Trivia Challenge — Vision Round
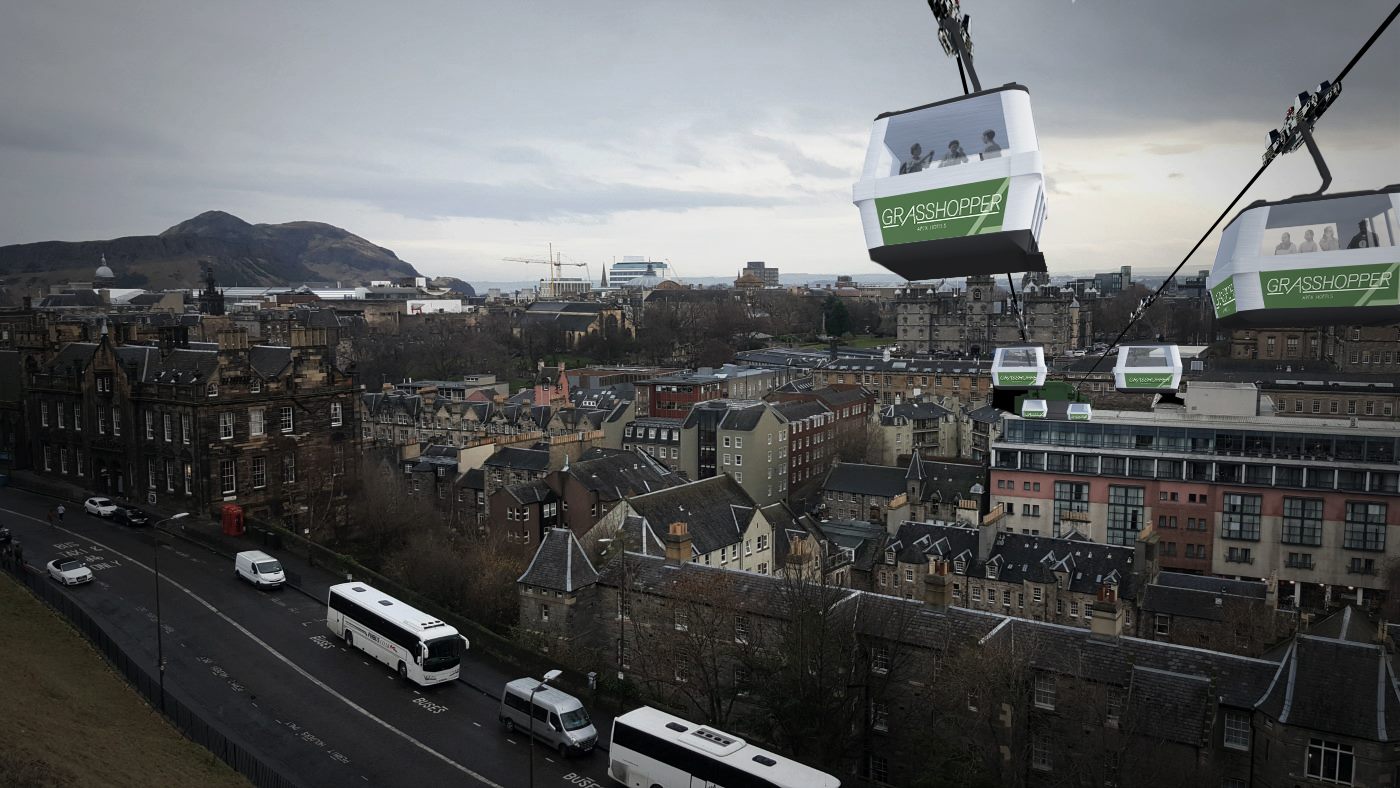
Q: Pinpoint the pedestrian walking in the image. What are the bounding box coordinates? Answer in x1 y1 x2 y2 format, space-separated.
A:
56 504 65 522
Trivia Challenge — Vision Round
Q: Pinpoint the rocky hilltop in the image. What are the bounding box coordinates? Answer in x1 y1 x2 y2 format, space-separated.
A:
0 211 422 291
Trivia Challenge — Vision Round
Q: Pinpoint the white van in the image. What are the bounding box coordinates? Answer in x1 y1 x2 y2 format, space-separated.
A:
499 677 598 757
234 550 286 589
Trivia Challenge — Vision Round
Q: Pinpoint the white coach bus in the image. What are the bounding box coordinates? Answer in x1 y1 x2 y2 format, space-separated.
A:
326 582 468 686
608 706 841 788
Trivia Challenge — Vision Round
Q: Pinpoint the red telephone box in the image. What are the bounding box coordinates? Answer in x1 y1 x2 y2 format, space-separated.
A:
221 504 245 536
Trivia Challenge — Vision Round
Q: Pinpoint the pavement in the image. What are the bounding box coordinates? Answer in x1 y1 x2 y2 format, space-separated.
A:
0 482 616 788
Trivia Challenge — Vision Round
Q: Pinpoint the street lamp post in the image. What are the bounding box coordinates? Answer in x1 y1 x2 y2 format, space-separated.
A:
528 669 563 788
153 512 189 713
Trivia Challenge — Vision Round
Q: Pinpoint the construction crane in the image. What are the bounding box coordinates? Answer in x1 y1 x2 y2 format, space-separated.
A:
503 244 591 299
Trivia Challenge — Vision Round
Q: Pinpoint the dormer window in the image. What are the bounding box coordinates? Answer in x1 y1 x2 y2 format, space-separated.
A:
207 383 219 398
251 378 262 394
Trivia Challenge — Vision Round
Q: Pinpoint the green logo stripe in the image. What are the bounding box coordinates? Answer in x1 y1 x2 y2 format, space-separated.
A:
1259 262 1400 310
995 372 1040 386
1122 373 1176 389
874 178 1010 247
1210 277 1237 319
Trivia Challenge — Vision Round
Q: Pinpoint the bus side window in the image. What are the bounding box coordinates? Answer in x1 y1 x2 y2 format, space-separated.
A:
549 712 562 731
533 704 548 723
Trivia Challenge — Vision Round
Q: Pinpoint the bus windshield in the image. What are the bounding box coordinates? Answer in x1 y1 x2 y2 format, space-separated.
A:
423 636 464 672
560 707 592 731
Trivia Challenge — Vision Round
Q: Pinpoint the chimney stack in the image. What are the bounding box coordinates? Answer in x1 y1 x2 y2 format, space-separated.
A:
1089 584 1124 641
923 559 953 611
663 522 693 565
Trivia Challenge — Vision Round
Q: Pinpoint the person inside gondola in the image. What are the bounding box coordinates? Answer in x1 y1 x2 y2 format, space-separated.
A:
1348 220 1380 249
1298 229 1318 253
1274 232 1297 254
900 143 935 174
980 129 1002 159
939 140 968 167
1320 226 1339 251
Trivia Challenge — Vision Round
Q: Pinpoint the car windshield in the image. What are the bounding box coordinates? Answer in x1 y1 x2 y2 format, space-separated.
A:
59 560 85 571
422 636 463 671
93 499 111 506
255 561 282 574
560 707 592 731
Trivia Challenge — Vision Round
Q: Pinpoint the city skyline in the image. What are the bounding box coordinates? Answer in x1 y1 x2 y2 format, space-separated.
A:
2 0 1396 283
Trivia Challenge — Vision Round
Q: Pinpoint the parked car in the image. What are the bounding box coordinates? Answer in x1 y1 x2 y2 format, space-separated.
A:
47 558 93 586
84 497 118 517
113 507 151 527
234 550 286 589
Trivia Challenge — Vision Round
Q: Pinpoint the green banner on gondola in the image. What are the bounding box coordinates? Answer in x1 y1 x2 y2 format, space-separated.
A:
876 178 1009 246
1122 373 1176 389
1259 262 1400 310
1210 277 1237 319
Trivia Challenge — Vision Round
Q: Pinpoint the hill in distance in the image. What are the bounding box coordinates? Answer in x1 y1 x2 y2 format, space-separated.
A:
0 211 423 292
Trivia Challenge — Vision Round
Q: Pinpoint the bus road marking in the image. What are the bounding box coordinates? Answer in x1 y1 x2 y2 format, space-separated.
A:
0 505 507 788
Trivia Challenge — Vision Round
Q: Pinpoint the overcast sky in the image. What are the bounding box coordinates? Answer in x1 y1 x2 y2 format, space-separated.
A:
2 0 1396 283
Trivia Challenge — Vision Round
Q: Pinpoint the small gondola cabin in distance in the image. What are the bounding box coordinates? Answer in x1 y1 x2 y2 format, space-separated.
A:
1208 184 1400 327
853 83 1048 280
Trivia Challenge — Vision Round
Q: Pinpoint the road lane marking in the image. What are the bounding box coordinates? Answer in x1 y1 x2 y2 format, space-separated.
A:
0 505 506 788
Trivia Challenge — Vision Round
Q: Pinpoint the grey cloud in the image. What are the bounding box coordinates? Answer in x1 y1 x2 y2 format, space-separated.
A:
169 167 788 223
743 134 853 179
1168 172 1184 179
1145 143 1208 156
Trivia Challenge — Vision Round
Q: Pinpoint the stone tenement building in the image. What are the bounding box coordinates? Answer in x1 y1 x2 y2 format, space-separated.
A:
895 275 1086 357
27 325 358 525
518 526 1398 788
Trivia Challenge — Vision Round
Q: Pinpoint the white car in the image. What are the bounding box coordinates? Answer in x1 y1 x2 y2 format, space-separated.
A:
47 558 93 586
84 497 118 517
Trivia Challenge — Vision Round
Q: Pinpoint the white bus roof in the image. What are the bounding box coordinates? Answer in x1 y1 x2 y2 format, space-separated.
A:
614 706 840 787
329 582 459 638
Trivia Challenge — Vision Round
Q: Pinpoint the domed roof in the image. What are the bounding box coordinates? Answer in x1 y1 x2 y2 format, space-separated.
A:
94 254 115 281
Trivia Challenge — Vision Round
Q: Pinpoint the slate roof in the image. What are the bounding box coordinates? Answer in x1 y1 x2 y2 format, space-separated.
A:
1256 635 1400 741
624 475 759 557
966 404 1003 424
1154 572 1267 599
567 450 683 500
47 342 224 385
771 400 828 422
910 459 984 505
808 386 870 407
680 400 775 432
989 620 1279 710
484 446 551 473
460 468 485 491
1124 666 1213 746
815 519 888 574
888 401 952 421
517 527 599 593
506 480 556 505
823 462 907 499
595 552 854 620
888 521 1138 599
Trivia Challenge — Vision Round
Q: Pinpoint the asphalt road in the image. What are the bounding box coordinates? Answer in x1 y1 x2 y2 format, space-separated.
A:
1 486 613 788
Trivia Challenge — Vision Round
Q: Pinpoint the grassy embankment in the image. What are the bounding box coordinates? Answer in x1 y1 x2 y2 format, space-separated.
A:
0 574 249 788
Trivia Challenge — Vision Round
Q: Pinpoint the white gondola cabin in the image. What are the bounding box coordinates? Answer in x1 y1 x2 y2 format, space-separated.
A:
1112 344 1183 393
1207 185 1400 326
991 345 1046 389
1021 399 1048 419
1066 402 1092 421
853 84 1048 280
